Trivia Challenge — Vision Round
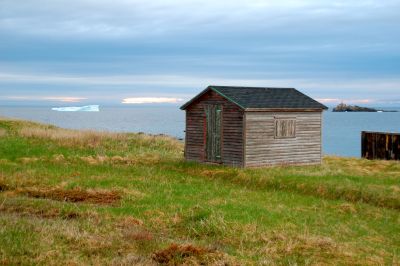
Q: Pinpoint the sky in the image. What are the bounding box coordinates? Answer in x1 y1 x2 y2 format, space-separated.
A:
0 0 399 107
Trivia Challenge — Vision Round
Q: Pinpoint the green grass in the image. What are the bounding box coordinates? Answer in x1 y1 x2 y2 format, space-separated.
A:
0 118 399 265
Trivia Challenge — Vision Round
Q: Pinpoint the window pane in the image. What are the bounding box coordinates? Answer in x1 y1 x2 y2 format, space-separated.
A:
275 119 296 138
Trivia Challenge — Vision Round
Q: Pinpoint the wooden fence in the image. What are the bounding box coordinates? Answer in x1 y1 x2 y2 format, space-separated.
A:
361 131 400 160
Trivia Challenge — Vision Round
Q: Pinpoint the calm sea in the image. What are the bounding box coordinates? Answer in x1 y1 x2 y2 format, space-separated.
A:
1 106 399 157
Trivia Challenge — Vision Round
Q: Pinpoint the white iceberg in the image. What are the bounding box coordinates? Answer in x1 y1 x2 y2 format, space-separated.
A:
51 105 100 112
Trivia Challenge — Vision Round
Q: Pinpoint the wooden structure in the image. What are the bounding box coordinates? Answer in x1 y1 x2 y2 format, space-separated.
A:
361 131 400 160
180 86 328 167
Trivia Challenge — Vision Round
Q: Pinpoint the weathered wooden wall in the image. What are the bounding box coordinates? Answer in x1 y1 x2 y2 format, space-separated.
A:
244 111 322 167
361 131 400 160
184 90 244 166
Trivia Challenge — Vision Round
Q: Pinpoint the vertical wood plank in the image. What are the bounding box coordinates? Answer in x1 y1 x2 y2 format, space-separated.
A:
215 105 222 160
245 112 322 166
243 112 247 167
361 131 400 160
205 104 222 162
361 131 366 158
184 89 244 166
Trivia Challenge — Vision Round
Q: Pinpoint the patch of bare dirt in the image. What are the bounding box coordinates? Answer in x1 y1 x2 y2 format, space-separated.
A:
0 204 81 219
117 216 153 241
17 187 121 205
0 258 10 266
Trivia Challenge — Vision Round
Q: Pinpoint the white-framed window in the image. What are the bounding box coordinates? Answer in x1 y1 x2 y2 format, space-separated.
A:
275 118 296 138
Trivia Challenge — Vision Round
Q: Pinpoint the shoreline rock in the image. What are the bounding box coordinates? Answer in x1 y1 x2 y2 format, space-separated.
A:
332 103 397 112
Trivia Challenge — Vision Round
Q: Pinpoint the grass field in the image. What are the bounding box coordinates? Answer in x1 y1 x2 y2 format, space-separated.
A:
0 117 399 265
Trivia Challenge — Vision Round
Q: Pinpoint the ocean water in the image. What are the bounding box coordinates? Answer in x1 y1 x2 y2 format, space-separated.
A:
1 106 399 157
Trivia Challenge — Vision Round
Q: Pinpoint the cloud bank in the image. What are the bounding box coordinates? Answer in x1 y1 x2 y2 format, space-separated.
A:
1 0 399 40
316 98 373 105
6 95 87 102
122 97 183 104
1 71 399 92
0 0 399 105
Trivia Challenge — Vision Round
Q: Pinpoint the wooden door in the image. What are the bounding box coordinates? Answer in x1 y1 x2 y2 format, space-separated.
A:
205 105 222 162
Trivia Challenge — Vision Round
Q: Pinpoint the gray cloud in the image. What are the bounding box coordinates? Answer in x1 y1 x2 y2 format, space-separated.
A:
0 0 399 105
1 0 399 39
1 70 399 99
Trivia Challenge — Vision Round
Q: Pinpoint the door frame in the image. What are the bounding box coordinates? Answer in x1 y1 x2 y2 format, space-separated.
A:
203 104 223 163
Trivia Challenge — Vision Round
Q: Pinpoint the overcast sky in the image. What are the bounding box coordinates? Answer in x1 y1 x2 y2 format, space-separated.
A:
1 0 399 106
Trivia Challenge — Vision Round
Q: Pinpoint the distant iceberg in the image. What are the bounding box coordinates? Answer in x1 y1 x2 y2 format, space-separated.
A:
51 105 100 112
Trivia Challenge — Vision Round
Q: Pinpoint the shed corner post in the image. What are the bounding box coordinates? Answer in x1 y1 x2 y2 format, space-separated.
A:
202 106 207 162
361 131 365 158
242 111 247 168
320 111 323 164
183 109 187 160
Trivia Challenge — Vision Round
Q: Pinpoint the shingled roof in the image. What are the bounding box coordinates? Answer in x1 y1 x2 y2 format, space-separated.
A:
180 85 328 110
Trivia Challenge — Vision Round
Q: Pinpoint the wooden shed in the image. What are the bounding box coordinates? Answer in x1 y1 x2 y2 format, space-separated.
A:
180 85 328 167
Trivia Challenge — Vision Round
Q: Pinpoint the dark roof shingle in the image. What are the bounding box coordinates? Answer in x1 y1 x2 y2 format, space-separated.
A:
180 85 328 110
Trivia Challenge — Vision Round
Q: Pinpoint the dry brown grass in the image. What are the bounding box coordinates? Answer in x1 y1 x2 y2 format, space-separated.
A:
110 255 157 266
16 187 121 205
256 230 396 265
0 180 9 192
117 216 144 227
123 228 154 241
152 244 222 265
336 203 357 214
116 216 154 241
17 157 40 164
132 133 184 152
79 153 162 165
19 126 126 148
0 128 7 137
323 156 400 177
0 171 43 190
6 153 164 167
17 124 183 153
258 231 362 265
262 232 338 257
